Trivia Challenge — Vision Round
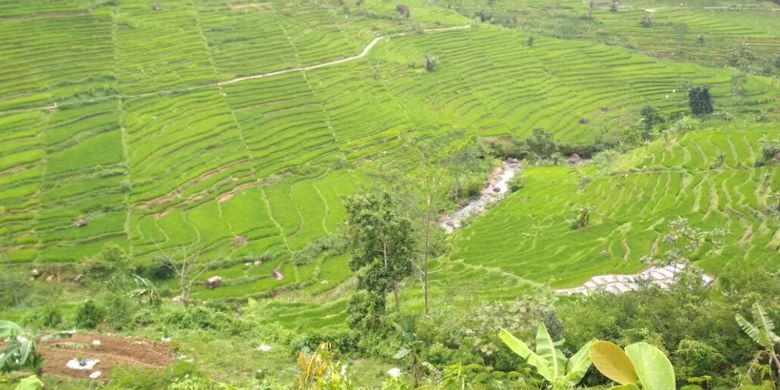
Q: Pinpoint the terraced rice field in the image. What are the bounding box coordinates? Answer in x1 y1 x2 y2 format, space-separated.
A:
453 124 780 288
427 0 780 69
1 0 778 302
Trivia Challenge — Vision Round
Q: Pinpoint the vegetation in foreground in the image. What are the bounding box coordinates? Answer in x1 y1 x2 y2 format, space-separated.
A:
0 0 779 388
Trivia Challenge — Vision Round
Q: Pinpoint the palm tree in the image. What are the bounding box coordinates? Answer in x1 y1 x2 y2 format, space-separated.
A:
736 302 780 379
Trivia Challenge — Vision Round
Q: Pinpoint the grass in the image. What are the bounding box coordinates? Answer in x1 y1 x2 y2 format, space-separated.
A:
453 124 780 288
0 0 777 319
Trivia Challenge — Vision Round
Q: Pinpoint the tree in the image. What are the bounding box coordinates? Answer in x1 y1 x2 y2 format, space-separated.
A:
396 4 410 19
639 106 664 138
568 205 594 230
424 55 439 72
590 340 676 389
727 41 758 73
448 141 490 202
526 128 556 158
640 217 727 281
499 324 595 389
588 0 594 18
154 245 218 303
610 0 620 12
639 14 652 28
370 137 452 318
688 85 714 116
736 302 780 380
345 193 416 324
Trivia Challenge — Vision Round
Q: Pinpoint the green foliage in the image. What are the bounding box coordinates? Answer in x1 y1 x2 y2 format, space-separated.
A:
567 205 594 230
104 294 137 331
0 321 42 375
499 323 595 389
14 375 43 390
0 273 31 309
590 340 675 390
640 217 727 268
688 86 714 116
23 306 63 329
346 192 416 327
737 303 779 347
526 128 557 159
754 136 779 166
128 275 161 306
73 299 104 329
639 106 664 133
639 15 652 28
295 343 354 390
673 339 726 382
424 55 439 72
106 361 200 390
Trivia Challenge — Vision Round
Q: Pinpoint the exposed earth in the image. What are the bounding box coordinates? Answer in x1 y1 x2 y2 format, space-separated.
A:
38 334 172 380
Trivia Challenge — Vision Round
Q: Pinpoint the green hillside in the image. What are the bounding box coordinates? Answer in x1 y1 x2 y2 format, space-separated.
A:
0 0 778 388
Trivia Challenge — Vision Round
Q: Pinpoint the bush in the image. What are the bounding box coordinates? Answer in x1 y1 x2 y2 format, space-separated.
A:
639 14 652 27
24 306 63 329
673 339 726 382
159 304 252 335
347 290 386 330
136 257 176 281
0 273 31 308
290 329 358 355
104 294 137 331
73 299 104 329
689 85 714 116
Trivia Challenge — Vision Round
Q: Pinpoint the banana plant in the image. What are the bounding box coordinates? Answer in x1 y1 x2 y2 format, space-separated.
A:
0 321 41 374
1 320 71 375
735 302 780 378
589 340 675 390
499 324 595 389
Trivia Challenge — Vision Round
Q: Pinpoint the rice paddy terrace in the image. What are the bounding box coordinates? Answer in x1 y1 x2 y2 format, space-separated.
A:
453 124 780 288
1 0 779 306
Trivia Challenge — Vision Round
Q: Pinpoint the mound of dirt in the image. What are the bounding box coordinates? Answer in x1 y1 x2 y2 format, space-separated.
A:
39 333 172 379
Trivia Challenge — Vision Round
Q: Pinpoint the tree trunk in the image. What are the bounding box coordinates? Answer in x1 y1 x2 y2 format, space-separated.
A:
423 201 431 317
394 286 400 312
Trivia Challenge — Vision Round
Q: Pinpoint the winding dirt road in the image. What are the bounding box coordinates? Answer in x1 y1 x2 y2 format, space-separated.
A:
0 25 472 115
218 25 471 86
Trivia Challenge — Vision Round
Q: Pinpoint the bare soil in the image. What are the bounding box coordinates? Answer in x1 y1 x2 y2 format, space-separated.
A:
38 334 172 380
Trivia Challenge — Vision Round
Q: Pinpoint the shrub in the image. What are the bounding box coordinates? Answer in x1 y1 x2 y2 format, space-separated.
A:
73 299 104 329
423 54 439 72
0 272 31 308
290 329 358 355
24 306 63 329
673 339 726 382
640 14 652 27
104 294 137 331
526 128 556 158
689 85 714 116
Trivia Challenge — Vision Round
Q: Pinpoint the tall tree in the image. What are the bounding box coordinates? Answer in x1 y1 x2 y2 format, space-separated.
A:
370 136 456 317
689 85 714 116
345 193 416 324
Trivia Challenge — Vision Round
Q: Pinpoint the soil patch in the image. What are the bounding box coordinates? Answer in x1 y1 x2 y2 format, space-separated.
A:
38 334 172 379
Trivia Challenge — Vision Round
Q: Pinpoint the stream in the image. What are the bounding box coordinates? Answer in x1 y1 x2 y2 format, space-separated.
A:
439 159 520 233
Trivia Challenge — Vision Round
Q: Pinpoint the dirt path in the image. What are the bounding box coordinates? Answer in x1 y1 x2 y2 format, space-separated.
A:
218 25 471 86
0 25 472 116
555 263 715 295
